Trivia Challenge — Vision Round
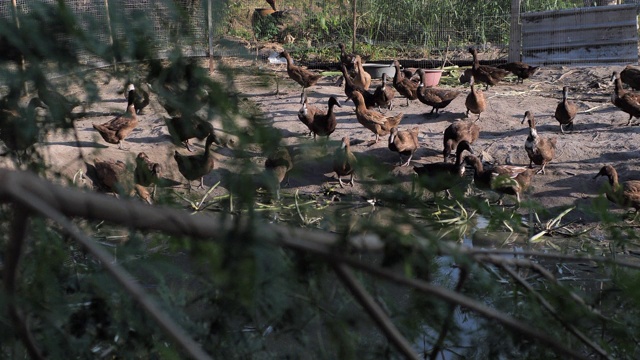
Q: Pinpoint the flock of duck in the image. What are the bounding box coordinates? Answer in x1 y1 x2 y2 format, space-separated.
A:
2 45 640 215
279 45 640 214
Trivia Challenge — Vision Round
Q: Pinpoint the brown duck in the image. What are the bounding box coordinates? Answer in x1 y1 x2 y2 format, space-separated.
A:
165 114 215 152
554 86 577 133
280 50 322 102
352 55 372 90
0 97 44 153
125 83 150 114
373 72 395 110
174 133 217 191
339 43 356 69
297 94 321 136
464 154 535 206
413 140 473 198
93 159 153 204
594 165 640 219
93 92 138 150
265 146 293 200
333 136 357 187
468 47 509 90
135 152 162 198
465 76 486 121
302 96 342 140
340 64 376 107
443 120 480 163
388 127 419 166
351 90 403 144
620 65 640 91
611 71 640 126
392 60 419 106
497 62 539 84
416 68 461 115
522 111 556 174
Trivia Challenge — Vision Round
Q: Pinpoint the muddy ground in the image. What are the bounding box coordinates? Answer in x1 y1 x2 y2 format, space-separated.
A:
22 58 640 228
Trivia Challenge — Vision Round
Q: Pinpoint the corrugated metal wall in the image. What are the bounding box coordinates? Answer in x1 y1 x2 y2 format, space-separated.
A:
521 4 638 65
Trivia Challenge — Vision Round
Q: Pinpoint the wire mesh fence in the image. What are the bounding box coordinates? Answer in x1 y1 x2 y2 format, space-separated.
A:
0 0 637 66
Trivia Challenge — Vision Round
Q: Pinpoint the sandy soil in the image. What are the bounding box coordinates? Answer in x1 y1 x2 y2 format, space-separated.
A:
26 59 640 226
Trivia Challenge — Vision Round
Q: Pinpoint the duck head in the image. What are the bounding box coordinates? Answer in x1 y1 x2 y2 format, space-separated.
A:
457 140 473 154
328 96 342 109
341 136 350 149
593 165 616 180
611 71 619 83
521 110 535 128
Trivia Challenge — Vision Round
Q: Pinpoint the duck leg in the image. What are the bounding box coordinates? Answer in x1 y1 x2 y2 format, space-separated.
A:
626 114 632 126
337 175 345 188
197 176 206 190
536 164 546 175
560 124 565 134
349 173 355 186
401 154 413 167
118 140 129 150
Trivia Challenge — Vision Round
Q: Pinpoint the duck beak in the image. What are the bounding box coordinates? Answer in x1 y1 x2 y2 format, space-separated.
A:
593 173 602 179
521 114 527 124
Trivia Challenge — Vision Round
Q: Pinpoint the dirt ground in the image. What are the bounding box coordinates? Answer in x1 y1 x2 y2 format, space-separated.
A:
23 58 640 226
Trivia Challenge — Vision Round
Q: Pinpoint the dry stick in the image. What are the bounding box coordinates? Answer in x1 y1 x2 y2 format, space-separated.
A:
440 36 451 70
429 267 468 360
464 247 640 271
2 182 212 360
500 265 611 360
472 254 608 321
5 205 45 360
0 170 596 359
333 263 419 360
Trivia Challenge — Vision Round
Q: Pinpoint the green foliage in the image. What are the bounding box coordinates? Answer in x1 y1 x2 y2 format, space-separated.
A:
3 1 640 360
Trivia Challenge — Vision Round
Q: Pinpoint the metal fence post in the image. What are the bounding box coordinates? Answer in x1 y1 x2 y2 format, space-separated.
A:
208 0 214 74
509 0 522 62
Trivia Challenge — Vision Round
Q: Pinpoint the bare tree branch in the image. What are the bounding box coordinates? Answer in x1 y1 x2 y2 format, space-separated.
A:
429 267 467 360
474 254 608 322
500 265 611 359
1 173 212 360
333 263 419 360
0 169 592 359
4 205 45 360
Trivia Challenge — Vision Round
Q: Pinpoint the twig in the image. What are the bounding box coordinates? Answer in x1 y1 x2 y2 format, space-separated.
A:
554 69 577 83
429 267 467 360
473 254 607 321
5 205 45 359
440 36 451 70
500 265 611 359
333 263 419 360
1 174 212 360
